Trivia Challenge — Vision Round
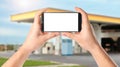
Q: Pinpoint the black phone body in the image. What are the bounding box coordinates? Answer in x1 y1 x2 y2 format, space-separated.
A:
42 12 82 32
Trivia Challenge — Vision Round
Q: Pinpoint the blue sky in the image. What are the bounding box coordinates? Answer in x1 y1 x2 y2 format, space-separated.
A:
0 0 120 44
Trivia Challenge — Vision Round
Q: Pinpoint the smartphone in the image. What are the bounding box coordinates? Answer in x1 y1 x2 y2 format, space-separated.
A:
42 12 82 32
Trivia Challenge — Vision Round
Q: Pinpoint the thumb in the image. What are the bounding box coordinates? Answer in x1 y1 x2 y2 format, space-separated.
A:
45 32 60 39
62 32 74 39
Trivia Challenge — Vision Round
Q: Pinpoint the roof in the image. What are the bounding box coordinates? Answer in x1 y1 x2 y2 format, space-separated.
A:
11 8 120 24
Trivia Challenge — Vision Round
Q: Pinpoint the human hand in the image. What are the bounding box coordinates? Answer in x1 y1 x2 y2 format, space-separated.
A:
22 8 59 52
62 7 98 52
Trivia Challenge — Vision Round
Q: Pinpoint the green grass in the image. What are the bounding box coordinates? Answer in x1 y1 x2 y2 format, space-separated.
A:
0 57 8 66
0 57 86 67
23 60 57 67
0 57 57 67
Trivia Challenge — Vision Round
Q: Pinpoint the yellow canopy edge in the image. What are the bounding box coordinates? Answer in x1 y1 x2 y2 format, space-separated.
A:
11 8 120 24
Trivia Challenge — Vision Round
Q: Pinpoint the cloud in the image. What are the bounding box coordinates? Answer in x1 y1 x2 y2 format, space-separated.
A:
2 0 46 13
0 27 28 37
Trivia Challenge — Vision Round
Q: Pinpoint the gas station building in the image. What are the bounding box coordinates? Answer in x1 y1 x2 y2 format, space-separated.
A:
11 8 120 55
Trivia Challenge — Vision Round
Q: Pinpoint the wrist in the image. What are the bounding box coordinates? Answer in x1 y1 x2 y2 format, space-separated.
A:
88 43 102 54
21 41 43 53
18 46 32 54
19 44 33 54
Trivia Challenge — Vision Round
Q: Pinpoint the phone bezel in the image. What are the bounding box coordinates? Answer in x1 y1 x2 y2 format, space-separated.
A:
41 12 82 32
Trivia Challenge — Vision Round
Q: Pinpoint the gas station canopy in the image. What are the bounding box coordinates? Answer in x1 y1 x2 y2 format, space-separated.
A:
11 8 120 24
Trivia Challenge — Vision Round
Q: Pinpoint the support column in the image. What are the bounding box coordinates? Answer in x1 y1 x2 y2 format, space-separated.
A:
73 42 81 54
54 36 61 55
72 40 75 54
92 23 102 44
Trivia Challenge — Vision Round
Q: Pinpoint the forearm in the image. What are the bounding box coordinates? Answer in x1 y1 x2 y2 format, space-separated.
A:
89 43 117 67
2 45 32 67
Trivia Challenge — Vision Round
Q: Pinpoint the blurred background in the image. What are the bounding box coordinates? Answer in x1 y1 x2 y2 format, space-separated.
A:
0 0 120 67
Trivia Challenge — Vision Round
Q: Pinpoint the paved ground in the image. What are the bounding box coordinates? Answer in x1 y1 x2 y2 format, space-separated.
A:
0 51 120 67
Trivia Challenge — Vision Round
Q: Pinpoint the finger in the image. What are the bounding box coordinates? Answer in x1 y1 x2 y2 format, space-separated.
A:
39 31 43 35
75 7 88 19
33 9 47 34
61 32 74 39
34 8 47 25
44 32 60 39
75 32 79 34
43 32 48 35
75 7 91 30
75 7 87 14
52 32 60 36
49 32 60 37
75 7 89 24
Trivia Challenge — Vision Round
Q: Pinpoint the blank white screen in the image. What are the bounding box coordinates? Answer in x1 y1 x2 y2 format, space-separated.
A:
44 13 78 31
